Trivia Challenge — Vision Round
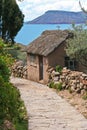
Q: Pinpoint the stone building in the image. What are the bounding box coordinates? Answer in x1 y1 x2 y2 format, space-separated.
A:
26 30 85 84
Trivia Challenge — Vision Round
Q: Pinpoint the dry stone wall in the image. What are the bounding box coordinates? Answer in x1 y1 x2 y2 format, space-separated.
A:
49 67 87 94
11 60 27 79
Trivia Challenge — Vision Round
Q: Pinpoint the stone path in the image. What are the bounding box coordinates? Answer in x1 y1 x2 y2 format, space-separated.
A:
10 77 87 130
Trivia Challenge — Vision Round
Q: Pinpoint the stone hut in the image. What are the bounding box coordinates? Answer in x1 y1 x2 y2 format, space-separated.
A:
26 30 85 84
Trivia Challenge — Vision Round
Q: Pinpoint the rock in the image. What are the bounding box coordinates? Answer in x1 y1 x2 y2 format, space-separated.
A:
62 83 66 89
11 61 27 79
4 120 15 130
84 85 87 90
79 83 84 89
82 73 87 77
53 76 59 81
49 68 87 95
76 88 81 94
81 89 85 95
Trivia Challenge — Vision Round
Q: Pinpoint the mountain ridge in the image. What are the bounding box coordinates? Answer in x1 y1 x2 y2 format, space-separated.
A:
27 10 87 24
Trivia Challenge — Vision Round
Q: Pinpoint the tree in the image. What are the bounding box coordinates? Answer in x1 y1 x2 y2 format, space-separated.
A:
79 1 87 13
0 0 24 44
66 24 87 68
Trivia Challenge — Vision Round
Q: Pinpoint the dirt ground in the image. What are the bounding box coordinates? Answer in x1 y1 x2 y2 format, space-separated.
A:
57 90 87 119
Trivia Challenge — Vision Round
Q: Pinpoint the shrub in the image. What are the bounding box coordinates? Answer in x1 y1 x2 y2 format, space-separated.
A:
49 81 62 91
54 82 62 91
0 39 28 129
55 65 62 73
49 81 55 88
7 43 27 64
0 58 10 82
0 79 27 121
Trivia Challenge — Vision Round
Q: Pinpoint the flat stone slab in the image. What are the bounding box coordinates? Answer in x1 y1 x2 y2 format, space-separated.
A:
11 77 87 130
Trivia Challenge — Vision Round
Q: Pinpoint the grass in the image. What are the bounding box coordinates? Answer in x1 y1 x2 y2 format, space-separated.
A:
49 81 62 91
54 82 62 91
49 81 54 88
15 119 28 130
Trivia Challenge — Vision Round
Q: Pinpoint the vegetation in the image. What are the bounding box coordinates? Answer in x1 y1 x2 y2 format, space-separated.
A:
49 81 62 91
49 81 55 88
7 43 27 64
0 0 24 44
66 24 87 69
82 92 87 100
68 87 73 94
79 1 87 13
55 65 62 73
0 39 28 130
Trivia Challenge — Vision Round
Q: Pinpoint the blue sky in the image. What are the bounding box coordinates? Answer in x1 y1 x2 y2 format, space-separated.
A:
16 0 87 21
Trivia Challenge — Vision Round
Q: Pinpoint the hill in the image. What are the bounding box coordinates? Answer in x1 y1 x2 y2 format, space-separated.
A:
27 10 87 24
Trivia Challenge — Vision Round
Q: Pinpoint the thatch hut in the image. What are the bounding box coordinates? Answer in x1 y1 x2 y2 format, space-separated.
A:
26 30 78 83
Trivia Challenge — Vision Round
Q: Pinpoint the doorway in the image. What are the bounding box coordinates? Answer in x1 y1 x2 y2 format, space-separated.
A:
39 56 43 80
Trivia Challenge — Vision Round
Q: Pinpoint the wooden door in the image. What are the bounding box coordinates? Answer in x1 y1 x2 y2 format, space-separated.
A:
39 56 43 80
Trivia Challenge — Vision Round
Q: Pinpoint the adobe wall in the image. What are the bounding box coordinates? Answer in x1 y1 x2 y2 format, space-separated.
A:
78 62 87 74
27 54 49 84
43 57 49 84
48 42 66 68
27 54 40 82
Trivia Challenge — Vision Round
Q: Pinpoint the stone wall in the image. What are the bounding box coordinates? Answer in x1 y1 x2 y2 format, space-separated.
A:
11 60 27 79
49 67 87 94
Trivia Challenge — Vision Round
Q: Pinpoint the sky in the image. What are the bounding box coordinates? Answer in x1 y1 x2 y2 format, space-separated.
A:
16 0 87 22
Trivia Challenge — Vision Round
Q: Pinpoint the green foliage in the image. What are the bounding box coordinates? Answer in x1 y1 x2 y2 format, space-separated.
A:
8 49 27 63
7 44 27 64
49 81 55 88
49 81 62 91
15 120 28 130
0 0 24 44
82 92 87 100
0 58 10 82
66 24 87 68
0 76 28 128
54 82 62 91
0 39 14 67
0 39 28 129
55 65 62 73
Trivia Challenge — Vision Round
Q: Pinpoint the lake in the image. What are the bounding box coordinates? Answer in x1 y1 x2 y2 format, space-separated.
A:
15 24 72 45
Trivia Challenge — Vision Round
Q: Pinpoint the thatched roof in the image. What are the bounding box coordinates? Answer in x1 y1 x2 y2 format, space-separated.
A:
26 30 72 56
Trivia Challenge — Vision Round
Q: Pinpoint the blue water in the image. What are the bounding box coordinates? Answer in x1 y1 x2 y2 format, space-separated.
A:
15 24 71 45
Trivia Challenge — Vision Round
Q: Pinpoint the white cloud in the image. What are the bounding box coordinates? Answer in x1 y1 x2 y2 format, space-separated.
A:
16 0 87 21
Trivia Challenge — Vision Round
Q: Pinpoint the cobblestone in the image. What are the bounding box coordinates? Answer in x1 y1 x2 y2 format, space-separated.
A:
11 77 87 130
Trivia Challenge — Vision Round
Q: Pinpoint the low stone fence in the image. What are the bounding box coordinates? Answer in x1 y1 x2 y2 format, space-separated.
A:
49 68 87 94
11 61 27 79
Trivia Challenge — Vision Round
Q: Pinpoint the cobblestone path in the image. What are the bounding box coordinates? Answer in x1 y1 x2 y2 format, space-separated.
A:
11 77 87 130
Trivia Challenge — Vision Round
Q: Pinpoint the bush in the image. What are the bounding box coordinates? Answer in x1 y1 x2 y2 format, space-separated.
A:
0 78 27 121
55 65 62 73
49 81 54 88
54 82 62 91
0 39 28 129
7 44 27 64
49 81 62 91
0 76 28 129
0 58 10 82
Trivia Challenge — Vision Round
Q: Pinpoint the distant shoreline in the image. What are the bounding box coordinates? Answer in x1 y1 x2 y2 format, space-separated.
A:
27 10 87 24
